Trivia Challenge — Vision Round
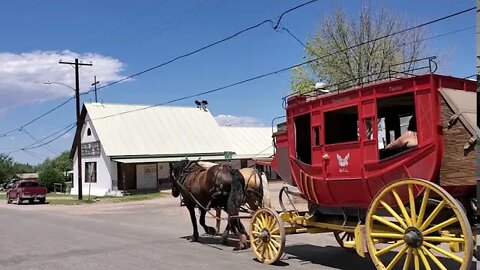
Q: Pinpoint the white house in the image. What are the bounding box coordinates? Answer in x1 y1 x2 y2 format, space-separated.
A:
70 103 274 196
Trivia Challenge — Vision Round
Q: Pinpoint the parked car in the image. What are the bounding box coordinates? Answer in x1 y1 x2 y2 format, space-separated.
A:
6 180 47 204
2 179 19 190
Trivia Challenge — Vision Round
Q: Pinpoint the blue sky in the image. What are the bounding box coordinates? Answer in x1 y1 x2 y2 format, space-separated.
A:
0 0 476 165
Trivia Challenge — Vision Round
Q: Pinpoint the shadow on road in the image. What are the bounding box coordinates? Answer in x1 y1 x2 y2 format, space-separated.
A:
284 244 477 270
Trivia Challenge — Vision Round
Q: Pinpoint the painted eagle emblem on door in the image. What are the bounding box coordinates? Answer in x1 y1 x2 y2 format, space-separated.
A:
336 153 350 172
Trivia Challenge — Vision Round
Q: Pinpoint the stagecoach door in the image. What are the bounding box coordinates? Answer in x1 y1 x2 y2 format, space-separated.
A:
322 105 362 180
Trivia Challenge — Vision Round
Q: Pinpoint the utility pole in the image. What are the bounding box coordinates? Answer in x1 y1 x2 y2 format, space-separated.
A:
92 76 100 103
59 58 92 200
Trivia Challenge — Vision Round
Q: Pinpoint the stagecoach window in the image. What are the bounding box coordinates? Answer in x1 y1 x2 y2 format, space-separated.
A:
377 93 416 158
294 114 312 164
324 106 359 144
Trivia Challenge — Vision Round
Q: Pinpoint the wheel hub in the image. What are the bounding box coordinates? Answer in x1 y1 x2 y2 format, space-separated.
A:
404 227 423 248
260 229 270 242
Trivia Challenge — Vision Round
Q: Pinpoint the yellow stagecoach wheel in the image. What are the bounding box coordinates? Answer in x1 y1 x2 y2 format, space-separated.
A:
366 178 473 270
249 208 285 264
333 231 355 250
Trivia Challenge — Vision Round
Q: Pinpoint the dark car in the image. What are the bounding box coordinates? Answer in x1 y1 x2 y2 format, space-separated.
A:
6 180 47 204
2 179 19 190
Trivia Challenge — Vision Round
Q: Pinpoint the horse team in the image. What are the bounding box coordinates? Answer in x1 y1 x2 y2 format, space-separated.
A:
169 160 269 250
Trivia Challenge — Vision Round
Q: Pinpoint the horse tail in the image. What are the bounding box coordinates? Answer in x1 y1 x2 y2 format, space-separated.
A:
260 172 271 208
226 169 245 215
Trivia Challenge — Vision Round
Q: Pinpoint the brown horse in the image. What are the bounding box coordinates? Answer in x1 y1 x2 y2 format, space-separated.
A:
170 160 248 250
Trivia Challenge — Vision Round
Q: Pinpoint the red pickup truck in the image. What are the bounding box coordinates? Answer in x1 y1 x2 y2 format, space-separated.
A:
6 180 47 204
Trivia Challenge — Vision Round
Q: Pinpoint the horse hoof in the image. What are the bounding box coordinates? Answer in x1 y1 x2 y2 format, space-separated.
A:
206 227 216 236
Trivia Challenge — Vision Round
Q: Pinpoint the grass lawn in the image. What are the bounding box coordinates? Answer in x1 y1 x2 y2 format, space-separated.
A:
0 191 167 205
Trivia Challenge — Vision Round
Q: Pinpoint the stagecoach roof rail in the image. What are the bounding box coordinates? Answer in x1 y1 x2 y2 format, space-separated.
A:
283 56 438 102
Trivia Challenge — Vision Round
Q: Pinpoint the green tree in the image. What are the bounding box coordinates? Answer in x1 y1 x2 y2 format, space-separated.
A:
38 159 64 192
0 154 15 184
52 151 73 178
291 4 426 92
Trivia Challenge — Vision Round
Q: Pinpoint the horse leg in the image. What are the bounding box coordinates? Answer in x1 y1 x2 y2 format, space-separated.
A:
221 221 230 245
199 208 216 235
215 208 222 234
187 205 199 242
231 218 248 251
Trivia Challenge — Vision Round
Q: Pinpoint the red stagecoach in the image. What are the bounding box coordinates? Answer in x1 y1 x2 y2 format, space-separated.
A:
249 60 477 269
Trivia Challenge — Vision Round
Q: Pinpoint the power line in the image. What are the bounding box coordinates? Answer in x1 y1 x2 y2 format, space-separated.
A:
4 6 475 154
0 0 320 138
83 0 321 96
20 128 61 155
0 96 75 138
84 6 475 123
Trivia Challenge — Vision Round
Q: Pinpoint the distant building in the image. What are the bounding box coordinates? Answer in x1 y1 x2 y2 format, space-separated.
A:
70 103 274 196
15 173 39 180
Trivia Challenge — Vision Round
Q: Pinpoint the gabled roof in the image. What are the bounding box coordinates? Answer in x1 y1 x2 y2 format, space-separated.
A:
73 103 234 158
221 126 274 159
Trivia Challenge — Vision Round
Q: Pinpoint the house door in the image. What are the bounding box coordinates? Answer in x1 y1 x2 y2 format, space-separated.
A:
118 163 137 191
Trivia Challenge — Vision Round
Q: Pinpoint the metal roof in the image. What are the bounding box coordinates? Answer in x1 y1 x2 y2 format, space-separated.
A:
439 88 477 137
85 103 234 157
220 126 274 159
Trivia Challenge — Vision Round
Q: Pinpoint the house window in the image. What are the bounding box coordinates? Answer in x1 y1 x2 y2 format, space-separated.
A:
87 128 92 136
325 106 359 144
85 162 97 183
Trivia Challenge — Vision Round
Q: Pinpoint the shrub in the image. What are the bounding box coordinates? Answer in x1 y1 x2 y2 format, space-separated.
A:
38 162 64 192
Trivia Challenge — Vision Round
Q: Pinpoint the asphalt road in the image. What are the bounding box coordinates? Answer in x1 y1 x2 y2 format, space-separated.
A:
0 184 477 270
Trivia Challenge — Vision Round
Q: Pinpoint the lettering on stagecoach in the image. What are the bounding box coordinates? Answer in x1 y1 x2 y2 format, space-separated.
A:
337 153 350 173
388 85 403 92
330 96 351 104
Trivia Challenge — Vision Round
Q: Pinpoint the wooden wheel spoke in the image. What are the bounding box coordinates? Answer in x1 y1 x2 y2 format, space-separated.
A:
253 223 262 232
391 189 412 226
423 236 465 243
266 243 273 260
380 200 408 229
420 199 446 231
270 238 280 248
341 232 348 242
386 245 408 270
371 232 404 240
375 240 405 257
408 184 417 225
416 189 430 227
423 241 463 264
402 248 412 270
268 217 277 232
252 231 260 236
422 217 458 236
418 248 431 270
270 234 282 240
413 249 420 270
373 215 405 234
270 227 279 235
421 246 447 270
258 213 266 229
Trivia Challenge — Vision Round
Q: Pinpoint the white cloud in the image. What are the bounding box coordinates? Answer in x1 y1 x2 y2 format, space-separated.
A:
0 50 125 114
214 114 265 127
